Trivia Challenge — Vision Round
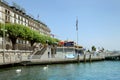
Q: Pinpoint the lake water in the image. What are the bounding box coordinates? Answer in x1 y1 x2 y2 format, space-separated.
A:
0 61 120 80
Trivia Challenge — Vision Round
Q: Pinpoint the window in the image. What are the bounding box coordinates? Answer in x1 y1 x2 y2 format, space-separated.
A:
5 9 10 23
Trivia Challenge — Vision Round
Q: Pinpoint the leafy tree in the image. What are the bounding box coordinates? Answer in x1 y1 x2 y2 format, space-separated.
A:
0 23 8 37
45 36 58 45
101 47 104 52
29 31 42 46
4 23 35 49
5 23 26 49
91 46 96 51
87 49 90 52
0 23 60 50
54 38 60 42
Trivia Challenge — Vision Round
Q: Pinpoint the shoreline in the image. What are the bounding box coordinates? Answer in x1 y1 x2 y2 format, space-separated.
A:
0 56 119 68
0 49 120 68
0 57 105 68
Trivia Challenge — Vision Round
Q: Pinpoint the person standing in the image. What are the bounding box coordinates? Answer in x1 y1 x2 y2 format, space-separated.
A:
51 45 54 58
48 45 51 58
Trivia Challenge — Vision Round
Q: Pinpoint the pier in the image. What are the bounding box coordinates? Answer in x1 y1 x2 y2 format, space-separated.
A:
105 51 120 60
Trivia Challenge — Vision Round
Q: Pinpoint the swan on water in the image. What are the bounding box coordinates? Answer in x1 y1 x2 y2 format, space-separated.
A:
43 65 48 70
16 69 21 73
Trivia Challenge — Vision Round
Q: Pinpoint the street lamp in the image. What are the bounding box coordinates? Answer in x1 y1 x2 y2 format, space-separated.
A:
1 24 7 63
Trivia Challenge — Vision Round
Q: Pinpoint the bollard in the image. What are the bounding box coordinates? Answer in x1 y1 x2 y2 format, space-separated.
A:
84 54 86 63
77 54 80 63
89 54 92 62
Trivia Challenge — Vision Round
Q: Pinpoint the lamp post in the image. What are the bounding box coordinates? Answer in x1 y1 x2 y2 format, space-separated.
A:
1 23 7 63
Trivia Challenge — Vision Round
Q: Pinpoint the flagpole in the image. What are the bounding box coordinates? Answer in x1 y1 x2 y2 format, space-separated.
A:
76 17 78 48
77 28 78 47
37 14 39 20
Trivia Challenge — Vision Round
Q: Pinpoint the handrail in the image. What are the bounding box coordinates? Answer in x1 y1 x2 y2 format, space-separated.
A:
31 46 47 59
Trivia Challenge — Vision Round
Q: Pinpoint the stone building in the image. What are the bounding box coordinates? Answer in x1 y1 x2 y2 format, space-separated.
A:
0 0 51 50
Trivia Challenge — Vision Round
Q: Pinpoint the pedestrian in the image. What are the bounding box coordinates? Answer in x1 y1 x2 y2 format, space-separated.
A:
48 52 50 58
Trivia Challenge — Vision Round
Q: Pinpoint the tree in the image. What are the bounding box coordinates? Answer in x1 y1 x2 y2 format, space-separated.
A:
91 46 96 51
4 23 49 49
5 23 26 50
0 23 60 50
87 49 90 52
101 47 104 52
45 36 59 45
29 31 41 46
5 23 36 49
0 23 8 37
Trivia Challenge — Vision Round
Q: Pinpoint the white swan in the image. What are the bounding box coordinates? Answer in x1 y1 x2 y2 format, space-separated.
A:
43 65 48 70
16 69 21 73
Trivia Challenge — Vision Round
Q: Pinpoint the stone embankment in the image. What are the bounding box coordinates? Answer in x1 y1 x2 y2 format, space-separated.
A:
0 48 105 67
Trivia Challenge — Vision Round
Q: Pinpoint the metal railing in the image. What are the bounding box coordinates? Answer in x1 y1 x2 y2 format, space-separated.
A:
31 46 47 59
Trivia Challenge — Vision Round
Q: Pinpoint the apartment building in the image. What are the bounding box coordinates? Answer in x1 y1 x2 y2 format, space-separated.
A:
0 0 51 50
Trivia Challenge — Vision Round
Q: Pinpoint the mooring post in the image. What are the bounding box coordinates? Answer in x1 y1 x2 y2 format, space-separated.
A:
84 54 86 63
77 54 80 63
89 53 92 62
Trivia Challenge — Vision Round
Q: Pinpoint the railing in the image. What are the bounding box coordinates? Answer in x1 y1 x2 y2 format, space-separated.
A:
32 46 47 59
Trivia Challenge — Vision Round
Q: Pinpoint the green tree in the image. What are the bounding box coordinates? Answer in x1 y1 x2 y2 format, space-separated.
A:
4 23 36 49
5 23 26 49
29 31 42 46
91 46 96 51
0 23 60 50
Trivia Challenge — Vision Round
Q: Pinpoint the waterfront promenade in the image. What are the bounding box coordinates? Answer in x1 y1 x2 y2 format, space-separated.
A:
0 47 119 66
0 48 120 66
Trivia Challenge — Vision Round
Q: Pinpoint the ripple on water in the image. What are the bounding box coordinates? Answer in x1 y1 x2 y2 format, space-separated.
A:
0 61 120 80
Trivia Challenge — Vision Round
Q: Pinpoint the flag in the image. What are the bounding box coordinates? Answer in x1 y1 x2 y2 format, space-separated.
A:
76 18 78 31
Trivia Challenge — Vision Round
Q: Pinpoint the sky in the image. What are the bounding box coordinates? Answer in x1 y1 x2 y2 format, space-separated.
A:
6 0 120 50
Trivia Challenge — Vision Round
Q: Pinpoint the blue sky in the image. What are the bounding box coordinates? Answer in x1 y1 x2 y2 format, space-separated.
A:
7 0 120 50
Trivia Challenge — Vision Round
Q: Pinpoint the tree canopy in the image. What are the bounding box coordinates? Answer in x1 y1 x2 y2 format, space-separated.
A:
91 46 96 51
0 23 59 50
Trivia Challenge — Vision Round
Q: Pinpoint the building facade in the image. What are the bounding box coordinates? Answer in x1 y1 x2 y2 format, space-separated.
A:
0 0 51 50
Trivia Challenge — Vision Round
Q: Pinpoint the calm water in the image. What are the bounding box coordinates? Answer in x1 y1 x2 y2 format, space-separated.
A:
0 61 120 80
